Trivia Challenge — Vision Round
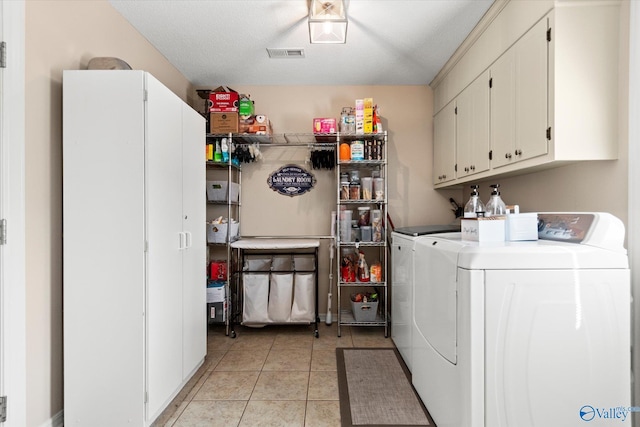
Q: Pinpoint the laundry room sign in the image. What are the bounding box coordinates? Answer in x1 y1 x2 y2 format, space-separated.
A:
267 164 316 197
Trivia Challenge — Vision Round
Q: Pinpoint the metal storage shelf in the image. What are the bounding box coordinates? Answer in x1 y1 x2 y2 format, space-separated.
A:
206 135 242 337
335 131 389 337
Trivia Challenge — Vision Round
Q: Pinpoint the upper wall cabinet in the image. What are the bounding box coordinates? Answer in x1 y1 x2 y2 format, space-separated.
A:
457 71 490 178
490 17 548 169
432 0 620 188
433 101 456 184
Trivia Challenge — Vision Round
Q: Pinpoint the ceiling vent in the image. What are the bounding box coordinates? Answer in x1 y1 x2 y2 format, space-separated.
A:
267 48 305 59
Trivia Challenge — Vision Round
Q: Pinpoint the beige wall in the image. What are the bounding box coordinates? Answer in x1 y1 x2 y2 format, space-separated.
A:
202 85 459 313
25 1 193 425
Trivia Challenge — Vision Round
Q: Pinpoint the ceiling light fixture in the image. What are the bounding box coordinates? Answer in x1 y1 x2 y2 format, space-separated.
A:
308 0 348 44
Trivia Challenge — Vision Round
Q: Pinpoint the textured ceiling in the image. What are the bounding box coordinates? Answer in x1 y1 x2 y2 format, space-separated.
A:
109 0 494 87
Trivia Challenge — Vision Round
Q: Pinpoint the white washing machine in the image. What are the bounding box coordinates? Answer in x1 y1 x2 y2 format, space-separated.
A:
412 213 631 427
391 225 460 372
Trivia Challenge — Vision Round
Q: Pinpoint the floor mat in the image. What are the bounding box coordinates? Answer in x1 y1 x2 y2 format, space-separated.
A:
336 348 433 426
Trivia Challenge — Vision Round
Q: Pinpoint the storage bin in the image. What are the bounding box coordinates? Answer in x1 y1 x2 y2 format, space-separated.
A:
293 255 316 271
207 221 239 243
243 255 272 271
271 255 292 271
206 180 239 202
268 273 293 322
290 273 315 322
243 273 270 323
208 300 226 323
351 299 378 322
206 281 225 303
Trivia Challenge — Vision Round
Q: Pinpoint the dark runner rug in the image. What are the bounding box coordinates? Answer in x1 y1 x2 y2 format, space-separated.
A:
336 348 434 426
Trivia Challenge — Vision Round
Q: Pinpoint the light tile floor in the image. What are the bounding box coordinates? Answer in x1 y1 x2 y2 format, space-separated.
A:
153 322 394 427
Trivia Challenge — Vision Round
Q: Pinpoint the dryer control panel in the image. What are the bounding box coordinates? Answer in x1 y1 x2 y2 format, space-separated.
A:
537 212 626 253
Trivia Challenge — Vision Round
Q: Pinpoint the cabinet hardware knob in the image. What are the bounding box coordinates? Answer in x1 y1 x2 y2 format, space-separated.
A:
515 149 522 156
464 167 469 172
470 165 475 171
442 174 447 179
505 153 512 159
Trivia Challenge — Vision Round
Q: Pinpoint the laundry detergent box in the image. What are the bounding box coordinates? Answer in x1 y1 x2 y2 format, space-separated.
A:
461 216 506 242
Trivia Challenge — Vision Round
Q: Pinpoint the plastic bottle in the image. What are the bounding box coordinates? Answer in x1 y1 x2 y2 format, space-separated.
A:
485 184 507 216
214 140 222 162
221 138 229 163
463 185 485 218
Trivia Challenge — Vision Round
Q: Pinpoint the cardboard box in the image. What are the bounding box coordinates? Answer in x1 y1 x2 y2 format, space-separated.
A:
363 98 374 134
238 114 272 135
355 99 364 134
209 86 239 112
313 118 337 134
209 260 228 281
210 112 239 134
461 216 506 242
206 281 226 303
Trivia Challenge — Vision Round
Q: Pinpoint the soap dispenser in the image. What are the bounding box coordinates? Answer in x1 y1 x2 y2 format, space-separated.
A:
464 185 485 218
485 184 507 216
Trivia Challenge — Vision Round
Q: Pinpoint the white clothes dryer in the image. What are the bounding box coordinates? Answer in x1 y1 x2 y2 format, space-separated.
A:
391 225 459 372
412 213 631 427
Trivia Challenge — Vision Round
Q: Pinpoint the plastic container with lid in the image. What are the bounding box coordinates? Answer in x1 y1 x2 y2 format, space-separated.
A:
351 140 365 160
339 142 351 161
373 178 384 201
357 207 371 226
361 177 372 200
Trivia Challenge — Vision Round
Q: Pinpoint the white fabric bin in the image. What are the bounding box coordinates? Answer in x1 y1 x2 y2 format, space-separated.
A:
242 273 270 324
271 255 292 271
268 273 294 322
244 255 272 271
290 273 315 322
293 255 316 271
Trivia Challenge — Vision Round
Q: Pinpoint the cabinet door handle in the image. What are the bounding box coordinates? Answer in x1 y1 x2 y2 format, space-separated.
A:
179 232 186 250
505 153 512 159
470 165 475 171
442 174 447 179
515 149 522 156
185 231 192 249
464 167 469 172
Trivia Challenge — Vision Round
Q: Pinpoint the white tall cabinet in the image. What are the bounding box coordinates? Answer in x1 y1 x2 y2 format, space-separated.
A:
63 70 206 426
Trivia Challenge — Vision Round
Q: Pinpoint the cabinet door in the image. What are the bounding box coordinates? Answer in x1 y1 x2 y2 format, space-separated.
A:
456 71 490 177
514 17 548 162
433 101 456 184
490 48 516 169
145 74 184 419
492 18 548 169
63 70 146 426
181 104 207 378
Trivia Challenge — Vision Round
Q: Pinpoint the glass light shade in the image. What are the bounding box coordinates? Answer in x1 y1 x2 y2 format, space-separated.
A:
308 0 348 44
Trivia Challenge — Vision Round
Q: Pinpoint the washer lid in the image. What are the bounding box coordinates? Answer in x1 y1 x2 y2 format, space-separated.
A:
430 233 629 270
394 224 460 237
